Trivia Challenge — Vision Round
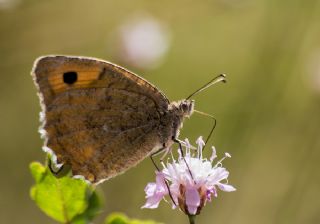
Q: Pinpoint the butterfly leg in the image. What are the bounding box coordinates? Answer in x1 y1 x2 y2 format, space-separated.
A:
150 146 166 171
173 138 195 183
150 147 177 206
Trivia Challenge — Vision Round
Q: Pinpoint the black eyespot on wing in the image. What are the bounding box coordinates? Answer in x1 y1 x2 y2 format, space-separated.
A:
63 71 78 84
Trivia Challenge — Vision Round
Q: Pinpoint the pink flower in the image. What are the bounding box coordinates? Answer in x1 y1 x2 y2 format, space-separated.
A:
142 137 236 215
141 172 168 209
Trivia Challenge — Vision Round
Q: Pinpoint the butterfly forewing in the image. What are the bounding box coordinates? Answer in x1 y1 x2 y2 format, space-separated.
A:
32 56 170 182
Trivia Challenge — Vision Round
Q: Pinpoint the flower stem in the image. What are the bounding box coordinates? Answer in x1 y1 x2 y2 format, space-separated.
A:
188 215 196 224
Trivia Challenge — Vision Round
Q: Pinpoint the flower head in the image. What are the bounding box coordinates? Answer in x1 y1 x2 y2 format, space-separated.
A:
142 137 236 216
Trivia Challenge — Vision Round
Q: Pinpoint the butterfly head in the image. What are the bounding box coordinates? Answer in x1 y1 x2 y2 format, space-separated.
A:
178 99 195 118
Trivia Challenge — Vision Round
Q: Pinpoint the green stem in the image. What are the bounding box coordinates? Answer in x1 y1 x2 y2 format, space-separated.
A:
188 215 196 224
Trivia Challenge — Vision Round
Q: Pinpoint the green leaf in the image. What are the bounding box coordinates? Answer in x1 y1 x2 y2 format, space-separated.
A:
30 162 46 183
105 213 161 224
30 162 102 223
71 190 103 223
105 213 129 224
129 219 161 224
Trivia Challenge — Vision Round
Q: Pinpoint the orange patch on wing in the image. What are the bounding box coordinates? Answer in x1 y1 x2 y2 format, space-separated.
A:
48 71 102 93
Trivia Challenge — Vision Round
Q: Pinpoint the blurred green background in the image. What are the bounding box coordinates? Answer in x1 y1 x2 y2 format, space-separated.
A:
1 0 320 223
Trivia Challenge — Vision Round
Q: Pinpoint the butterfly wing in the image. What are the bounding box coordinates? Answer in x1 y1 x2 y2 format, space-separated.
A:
32 55 170 183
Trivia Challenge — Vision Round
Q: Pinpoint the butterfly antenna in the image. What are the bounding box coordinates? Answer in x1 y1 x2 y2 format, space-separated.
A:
193 110 217 151
186 74 226 100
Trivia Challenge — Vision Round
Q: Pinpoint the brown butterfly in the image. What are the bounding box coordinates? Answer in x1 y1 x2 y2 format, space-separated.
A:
32 55 225 183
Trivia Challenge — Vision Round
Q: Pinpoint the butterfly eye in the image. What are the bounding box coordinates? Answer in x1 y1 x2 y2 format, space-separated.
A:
63 71 78 84
181 103 188 111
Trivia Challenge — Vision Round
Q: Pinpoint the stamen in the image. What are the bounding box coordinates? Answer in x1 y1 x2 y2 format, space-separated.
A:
143 136 235 214
210 146 217 162
196 136 205 159
214 152 231 168
185 138 191 157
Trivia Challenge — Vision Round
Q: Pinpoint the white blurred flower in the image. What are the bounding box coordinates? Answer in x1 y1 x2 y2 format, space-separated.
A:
0 0 20 9
142 136 236 216
115 15 171 70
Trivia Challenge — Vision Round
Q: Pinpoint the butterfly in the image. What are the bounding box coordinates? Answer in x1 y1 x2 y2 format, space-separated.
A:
32 55 225 183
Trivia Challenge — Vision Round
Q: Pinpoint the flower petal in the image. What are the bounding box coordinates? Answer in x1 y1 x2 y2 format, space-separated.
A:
156 171 167 189
142 172 168 209
207 167 229 185
142 136 236 215
141 193 165 209
144 183 156 196
185 187 200 215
